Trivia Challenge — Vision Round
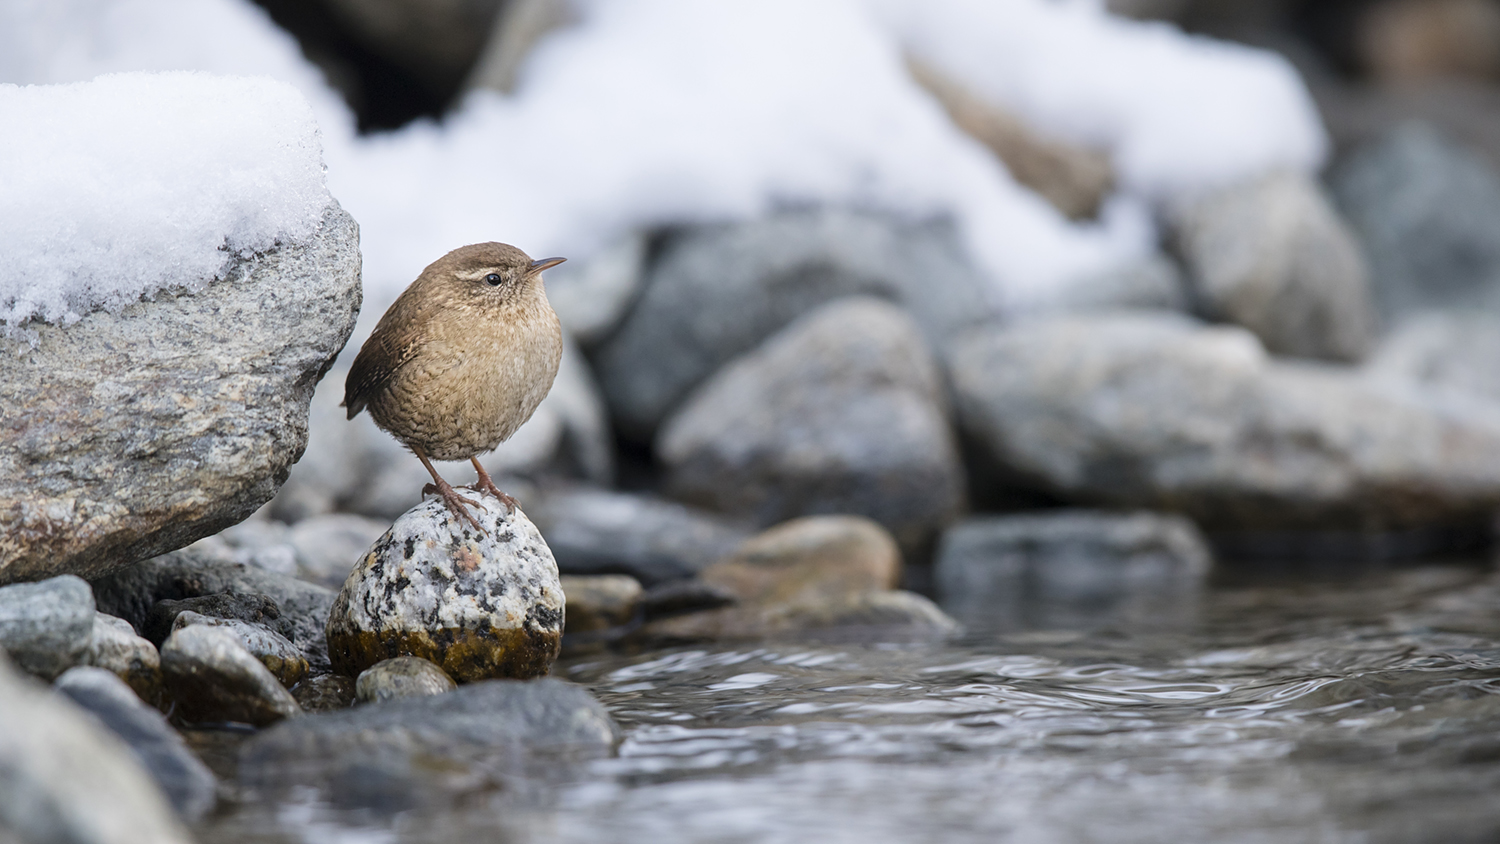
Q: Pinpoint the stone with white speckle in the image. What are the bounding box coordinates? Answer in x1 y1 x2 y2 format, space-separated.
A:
325 495 565 682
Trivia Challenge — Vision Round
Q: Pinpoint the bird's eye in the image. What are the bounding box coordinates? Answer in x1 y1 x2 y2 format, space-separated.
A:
484 273 502 286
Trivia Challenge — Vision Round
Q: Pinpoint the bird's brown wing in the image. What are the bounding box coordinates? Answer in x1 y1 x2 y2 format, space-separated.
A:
342 326 422 420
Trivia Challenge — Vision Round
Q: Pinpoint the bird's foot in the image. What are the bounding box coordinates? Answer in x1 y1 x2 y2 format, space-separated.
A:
467 476 518 514
421 480 486 534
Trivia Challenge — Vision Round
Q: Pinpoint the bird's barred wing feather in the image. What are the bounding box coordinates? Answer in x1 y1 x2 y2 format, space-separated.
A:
343 329 421 420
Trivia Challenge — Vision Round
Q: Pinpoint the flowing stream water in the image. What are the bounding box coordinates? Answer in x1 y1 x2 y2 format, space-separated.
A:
202 558 1500 843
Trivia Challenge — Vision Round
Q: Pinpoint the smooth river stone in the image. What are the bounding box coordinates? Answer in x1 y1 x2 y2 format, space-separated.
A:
325 495 565 682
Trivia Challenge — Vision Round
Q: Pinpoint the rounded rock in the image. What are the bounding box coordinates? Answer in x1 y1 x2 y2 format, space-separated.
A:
160 625 301 726
326 496 565 683
83 613 163 706
170 611 308 687
355 656 456 704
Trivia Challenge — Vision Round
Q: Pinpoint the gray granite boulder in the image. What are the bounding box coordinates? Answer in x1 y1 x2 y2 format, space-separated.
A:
91 546 338 673
935 510 1212 631
54 666 216 822
0 575 95 681
1331 121 1500 322
325 496 565 682
529 486 751 586
239 677 618 809
1171 171 1375 361
658 297 965 552
0 202 361 584
0 656 193 844
591 207 998 440
949 312 1500 546
355 656 456 704
160 624 301 726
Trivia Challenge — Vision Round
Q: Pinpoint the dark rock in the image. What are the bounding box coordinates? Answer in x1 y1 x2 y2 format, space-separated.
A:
91 546 338 673
1171 171 1375 361
638 580 739 619
325 496 564 682
170 611 309 688
54 666 216 822
239 677 618 805
0 656 193 844
142 592 286 648
291 673 356 713
321 0 505 102
355 656 456 704
83 613 162 706
0 575 95 681
935 510 1212 632
0 203 360 583
657 297 965 552
160 625 301 726
949 312 1500 546
1331 121 1500 323
591 207 998 440
529 485 750 586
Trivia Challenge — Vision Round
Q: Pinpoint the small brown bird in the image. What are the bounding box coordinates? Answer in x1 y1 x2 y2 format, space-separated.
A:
342 242 565 531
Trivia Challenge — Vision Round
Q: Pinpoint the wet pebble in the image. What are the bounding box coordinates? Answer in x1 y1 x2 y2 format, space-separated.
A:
290 673 356 712
170 611 308 687
560 574 643 634
355 656 456 704
83 612 162 706
325 496 565 682
54 666 217 822
0 574 96 681
160 625 301 726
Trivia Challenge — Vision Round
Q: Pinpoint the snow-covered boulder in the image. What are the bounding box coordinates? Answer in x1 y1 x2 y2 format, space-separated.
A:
0 73 361 584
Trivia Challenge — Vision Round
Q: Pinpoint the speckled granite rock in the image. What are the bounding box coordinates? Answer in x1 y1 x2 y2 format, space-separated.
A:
0 202 361 584
355 656 456 704
170 611 308 687
326 496 565 682
54 666 216 822
83 613 162 706
0 657 193 844
0 575 95 681
160 625 301 726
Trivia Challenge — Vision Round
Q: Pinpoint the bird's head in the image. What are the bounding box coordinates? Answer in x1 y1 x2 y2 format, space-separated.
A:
424 242 566 308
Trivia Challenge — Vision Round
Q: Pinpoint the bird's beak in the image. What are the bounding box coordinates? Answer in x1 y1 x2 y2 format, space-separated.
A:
529 257 566 273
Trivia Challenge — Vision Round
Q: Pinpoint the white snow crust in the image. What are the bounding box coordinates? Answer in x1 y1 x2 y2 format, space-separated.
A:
0 0 1328 322
0 72 330 329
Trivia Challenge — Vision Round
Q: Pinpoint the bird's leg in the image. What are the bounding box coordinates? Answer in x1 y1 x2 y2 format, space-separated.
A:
412 445 485 533
468 457 518 514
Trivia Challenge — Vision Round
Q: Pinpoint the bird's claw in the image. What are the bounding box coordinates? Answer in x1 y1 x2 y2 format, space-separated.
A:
423 482 486 534
466 477 518 514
